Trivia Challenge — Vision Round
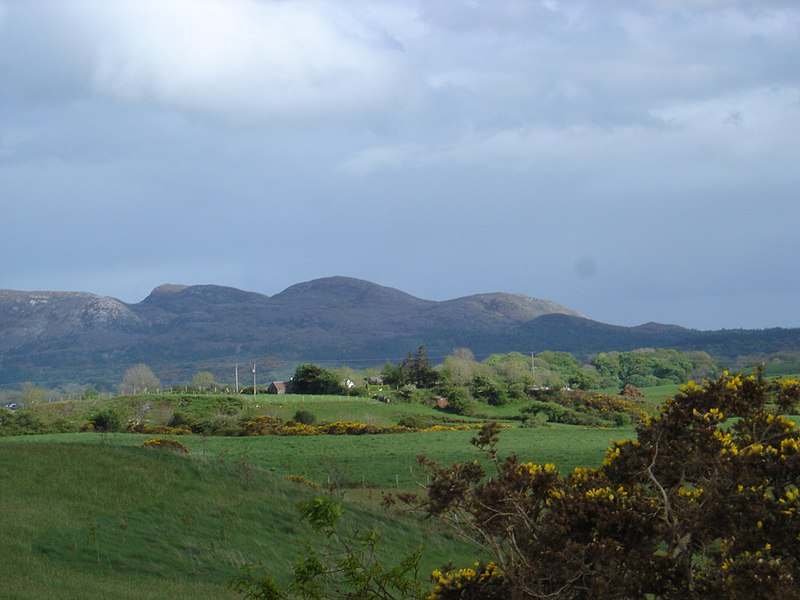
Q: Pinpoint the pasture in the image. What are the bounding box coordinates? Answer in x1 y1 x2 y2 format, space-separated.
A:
7 424 632 490
0 439 477 599
0 382 722 598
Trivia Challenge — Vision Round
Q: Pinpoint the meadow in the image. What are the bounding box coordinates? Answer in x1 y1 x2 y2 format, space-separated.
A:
7 424 632 490
0 384 718 598
0 439 487 599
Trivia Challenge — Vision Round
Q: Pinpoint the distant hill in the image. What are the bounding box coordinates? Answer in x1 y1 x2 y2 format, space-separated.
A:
1 276 798 388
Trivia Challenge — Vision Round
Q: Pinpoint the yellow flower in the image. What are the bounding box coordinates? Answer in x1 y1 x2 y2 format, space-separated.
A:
681 380 699 392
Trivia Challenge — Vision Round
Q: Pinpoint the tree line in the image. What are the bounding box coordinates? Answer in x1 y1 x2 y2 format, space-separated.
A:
0 346 749 409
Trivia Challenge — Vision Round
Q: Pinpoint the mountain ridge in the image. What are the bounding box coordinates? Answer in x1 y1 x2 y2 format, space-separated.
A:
1 276 798 388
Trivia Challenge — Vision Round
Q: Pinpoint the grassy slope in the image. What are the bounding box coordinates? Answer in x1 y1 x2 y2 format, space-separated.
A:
0 386 660 598
0 440 474 599
7 425 632 489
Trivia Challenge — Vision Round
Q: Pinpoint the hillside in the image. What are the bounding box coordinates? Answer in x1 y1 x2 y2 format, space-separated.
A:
1 276 799 387
0 437 476 599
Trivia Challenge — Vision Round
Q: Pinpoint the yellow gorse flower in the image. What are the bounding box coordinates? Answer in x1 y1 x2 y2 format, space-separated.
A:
518 462 557 477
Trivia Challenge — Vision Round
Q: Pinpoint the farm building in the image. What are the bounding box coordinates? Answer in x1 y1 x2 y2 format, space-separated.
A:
267 381 293 394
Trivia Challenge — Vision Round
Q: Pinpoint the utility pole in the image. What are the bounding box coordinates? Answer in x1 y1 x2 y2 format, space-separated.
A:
235 364 239 394
252 362 257 396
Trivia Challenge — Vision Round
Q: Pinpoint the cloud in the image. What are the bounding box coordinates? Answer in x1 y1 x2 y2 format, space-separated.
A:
1 0 799 330
93 1 410 121
1 0 413 123
341 84 800 179
3 0 797 130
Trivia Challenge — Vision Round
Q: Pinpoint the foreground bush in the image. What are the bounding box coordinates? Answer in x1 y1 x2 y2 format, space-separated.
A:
411 373 800 599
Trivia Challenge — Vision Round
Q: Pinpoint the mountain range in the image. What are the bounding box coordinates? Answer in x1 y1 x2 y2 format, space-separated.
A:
1 276 798 388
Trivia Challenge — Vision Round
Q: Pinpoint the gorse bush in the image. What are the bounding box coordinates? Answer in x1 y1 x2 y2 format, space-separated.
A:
235 415 477 438
524 389 648 427
127 423 193 435
141 437 189 454
410 372 800 599
429 562 505 600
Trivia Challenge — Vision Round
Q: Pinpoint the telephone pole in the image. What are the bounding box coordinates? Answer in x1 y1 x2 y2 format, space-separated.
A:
252 362 257 395
235 364 239 394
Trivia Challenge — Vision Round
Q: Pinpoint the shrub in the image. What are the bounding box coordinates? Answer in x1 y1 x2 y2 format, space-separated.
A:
522 400 606 427
141 437 189 454
520 413 548 428
470 374 510 406
126 423 193 435
523 389 648 427
414 373 800 599
397 414 439 429
239 415 282 436
168 411 190 428
429 562 505 600
396 384 421 403
284 474 321 489
0 409 47 436
507 381 529 401
293 409 317 425
87 408 123 433
439 386 478 416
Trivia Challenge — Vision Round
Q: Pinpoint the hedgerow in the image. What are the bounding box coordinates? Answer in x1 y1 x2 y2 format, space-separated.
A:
236 415 476 437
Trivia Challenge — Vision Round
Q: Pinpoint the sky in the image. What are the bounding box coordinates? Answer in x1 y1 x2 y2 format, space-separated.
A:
1 0 798 331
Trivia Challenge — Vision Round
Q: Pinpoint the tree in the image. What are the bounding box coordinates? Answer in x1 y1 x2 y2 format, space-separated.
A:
593 349 722 389
439 385 478 416
387 346 440 389
441 349 481 387
469 374 509 406
81 385 100 400
407 346 440 388
381 361 402 386
20 382 46 407
120 364 161 395
381 347 440 389
571 365 601 390
292 364 342 395
592 352 621 387
483 352 533 389
412 372 800 599
191 371 216 392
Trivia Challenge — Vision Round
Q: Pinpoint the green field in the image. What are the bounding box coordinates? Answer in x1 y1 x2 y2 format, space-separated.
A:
5 424 631 489
0 440 481 599
0 386 658 598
